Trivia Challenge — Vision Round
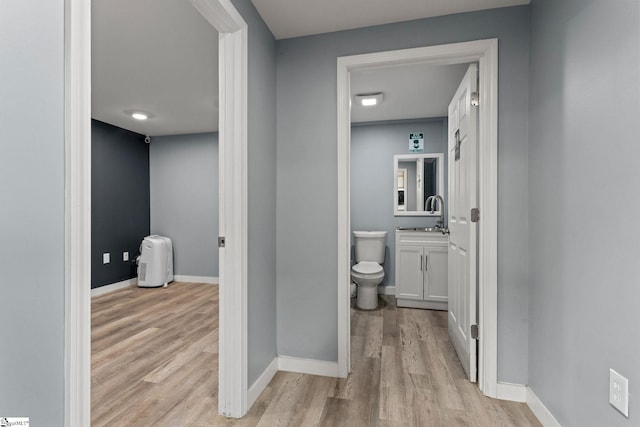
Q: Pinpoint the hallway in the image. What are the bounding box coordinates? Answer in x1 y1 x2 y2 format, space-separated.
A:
243 296 541 426
92 285 539 426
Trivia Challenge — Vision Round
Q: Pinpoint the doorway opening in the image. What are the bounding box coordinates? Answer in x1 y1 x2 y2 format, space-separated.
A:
90 2 221 417
64 0 249 423
336 39 499 397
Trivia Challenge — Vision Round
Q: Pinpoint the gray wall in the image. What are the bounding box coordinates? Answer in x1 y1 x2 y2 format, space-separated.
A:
12 0 638 421
92 120 150 288
0 0 65 424
351 119 447 288
231 0 278 386
0 0 277 417
276 6 530 384
150 132 218 277
528 0 640 425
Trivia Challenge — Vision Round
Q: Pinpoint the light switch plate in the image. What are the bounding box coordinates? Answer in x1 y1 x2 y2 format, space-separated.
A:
609 368 629 417
103 252 110 264
123 251 129 262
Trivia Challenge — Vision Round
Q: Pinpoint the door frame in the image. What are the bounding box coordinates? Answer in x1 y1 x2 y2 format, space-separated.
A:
336 38 498 397
63 0 249 424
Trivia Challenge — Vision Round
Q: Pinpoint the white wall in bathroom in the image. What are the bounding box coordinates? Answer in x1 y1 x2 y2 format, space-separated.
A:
350 118 448 289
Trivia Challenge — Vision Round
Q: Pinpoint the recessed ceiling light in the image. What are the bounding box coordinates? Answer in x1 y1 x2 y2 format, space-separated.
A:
355 92 384 107
131 112 148 121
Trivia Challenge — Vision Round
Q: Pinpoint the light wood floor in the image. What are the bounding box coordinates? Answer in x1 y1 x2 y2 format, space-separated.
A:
92 283 540 426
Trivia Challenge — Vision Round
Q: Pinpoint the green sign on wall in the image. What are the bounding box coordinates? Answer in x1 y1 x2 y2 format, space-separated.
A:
409 132 424 153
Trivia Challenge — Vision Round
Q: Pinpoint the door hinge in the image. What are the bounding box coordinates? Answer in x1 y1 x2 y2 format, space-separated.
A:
471 92 480 106
471 324 479 339
471 208 480 223
218 237 225 248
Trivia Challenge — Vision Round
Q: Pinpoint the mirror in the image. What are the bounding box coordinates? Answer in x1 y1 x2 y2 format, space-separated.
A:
394 153 444 216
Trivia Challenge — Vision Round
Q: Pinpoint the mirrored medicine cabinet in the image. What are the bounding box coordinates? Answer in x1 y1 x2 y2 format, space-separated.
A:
394 153 444 216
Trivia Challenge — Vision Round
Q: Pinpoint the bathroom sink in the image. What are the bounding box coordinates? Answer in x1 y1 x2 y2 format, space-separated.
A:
396 226 449 234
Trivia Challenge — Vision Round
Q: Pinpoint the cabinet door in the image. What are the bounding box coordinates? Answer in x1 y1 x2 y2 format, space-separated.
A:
425 247 448 301
396 246 424 300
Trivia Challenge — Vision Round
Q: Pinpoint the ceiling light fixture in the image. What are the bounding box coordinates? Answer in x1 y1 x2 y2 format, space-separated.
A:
131 112 149 121
355 92 384 107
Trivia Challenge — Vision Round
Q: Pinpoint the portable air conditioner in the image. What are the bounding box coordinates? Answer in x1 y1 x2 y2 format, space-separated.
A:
137 235 174 287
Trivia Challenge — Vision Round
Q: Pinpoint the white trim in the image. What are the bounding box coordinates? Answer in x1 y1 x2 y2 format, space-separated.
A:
91 278 136 297
191 0 245 33
378 285 396 295
64 0 91 424
496 382 527 403
278 356 339 378
393 153 445 216
477 38 499 398
192 0 249 418
65 0 249 423
337 39 499 396
336 49 352 379
397 298 448 311
174 275 219 284
527 387 562 427
247 358 278 408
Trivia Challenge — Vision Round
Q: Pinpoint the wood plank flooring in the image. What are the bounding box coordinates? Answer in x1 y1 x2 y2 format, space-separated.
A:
91 282 219 426
92 285 540 426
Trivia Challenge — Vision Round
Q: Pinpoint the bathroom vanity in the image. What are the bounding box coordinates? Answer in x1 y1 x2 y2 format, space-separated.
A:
395 229 448 310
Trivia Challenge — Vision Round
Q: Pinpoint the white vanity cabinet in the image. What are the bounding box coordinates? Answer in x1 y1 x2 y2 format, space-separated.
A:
395 230 448 310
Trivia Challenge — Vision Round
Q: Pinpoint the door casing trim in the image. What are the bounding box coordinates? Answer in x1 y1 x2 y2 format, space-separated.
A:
63 0 250 423
336 38 498 397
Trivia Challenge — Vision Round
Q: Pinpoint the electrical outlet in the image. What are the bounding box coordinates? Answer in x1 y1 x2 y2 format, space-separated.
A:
609 369 629 417
103 252 110 264
123 251 129 262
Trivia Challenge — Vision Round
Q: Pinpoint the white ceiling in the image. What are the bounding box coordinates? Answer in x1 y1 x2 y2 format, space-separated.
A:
251 0 530 40
92 0 218 136
92 0 527 136
351 63 470 123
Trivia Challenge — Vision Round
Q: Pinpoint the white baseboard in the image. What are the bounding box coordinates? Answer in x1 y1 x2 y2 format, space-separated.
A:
277 356 338 378
526 387 562 427
496 382 527 402
397 298 447 311
248 357 278 408
378 285 396 295
495 383 561 426
173 275 218 284
91 278 137 297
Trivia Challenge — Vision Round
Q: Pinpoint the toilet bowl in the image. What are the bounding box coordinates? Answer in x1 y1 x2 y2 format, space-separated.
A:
351 261 384 309
351 231 387 309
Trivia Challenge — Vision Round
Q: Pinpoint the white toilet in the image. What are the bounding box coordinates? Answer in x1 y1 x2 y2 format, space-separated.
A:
352 231 387 309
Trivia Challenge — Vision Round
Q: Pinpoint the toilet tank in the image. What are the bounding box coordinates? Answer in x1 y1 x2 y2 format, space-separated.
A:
353 231 387 264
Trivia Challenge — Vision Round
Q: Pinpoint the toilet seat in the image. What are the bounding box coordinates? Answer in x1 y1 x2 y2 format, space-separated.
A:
351 231 387 310
351 261 383 275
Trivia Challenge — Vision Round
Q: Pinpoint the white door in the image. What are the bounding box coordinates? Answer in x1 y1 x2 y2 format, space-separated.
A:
447 63 478 382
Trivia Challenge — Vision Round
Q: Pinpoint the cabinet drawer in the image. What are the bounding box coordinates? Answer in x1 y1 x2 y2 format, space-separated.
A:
396 231 448 246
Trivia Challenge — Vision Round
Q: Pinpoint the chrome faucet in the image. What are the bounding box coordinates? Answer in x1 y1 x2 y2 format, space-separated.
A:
425 195 446 229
